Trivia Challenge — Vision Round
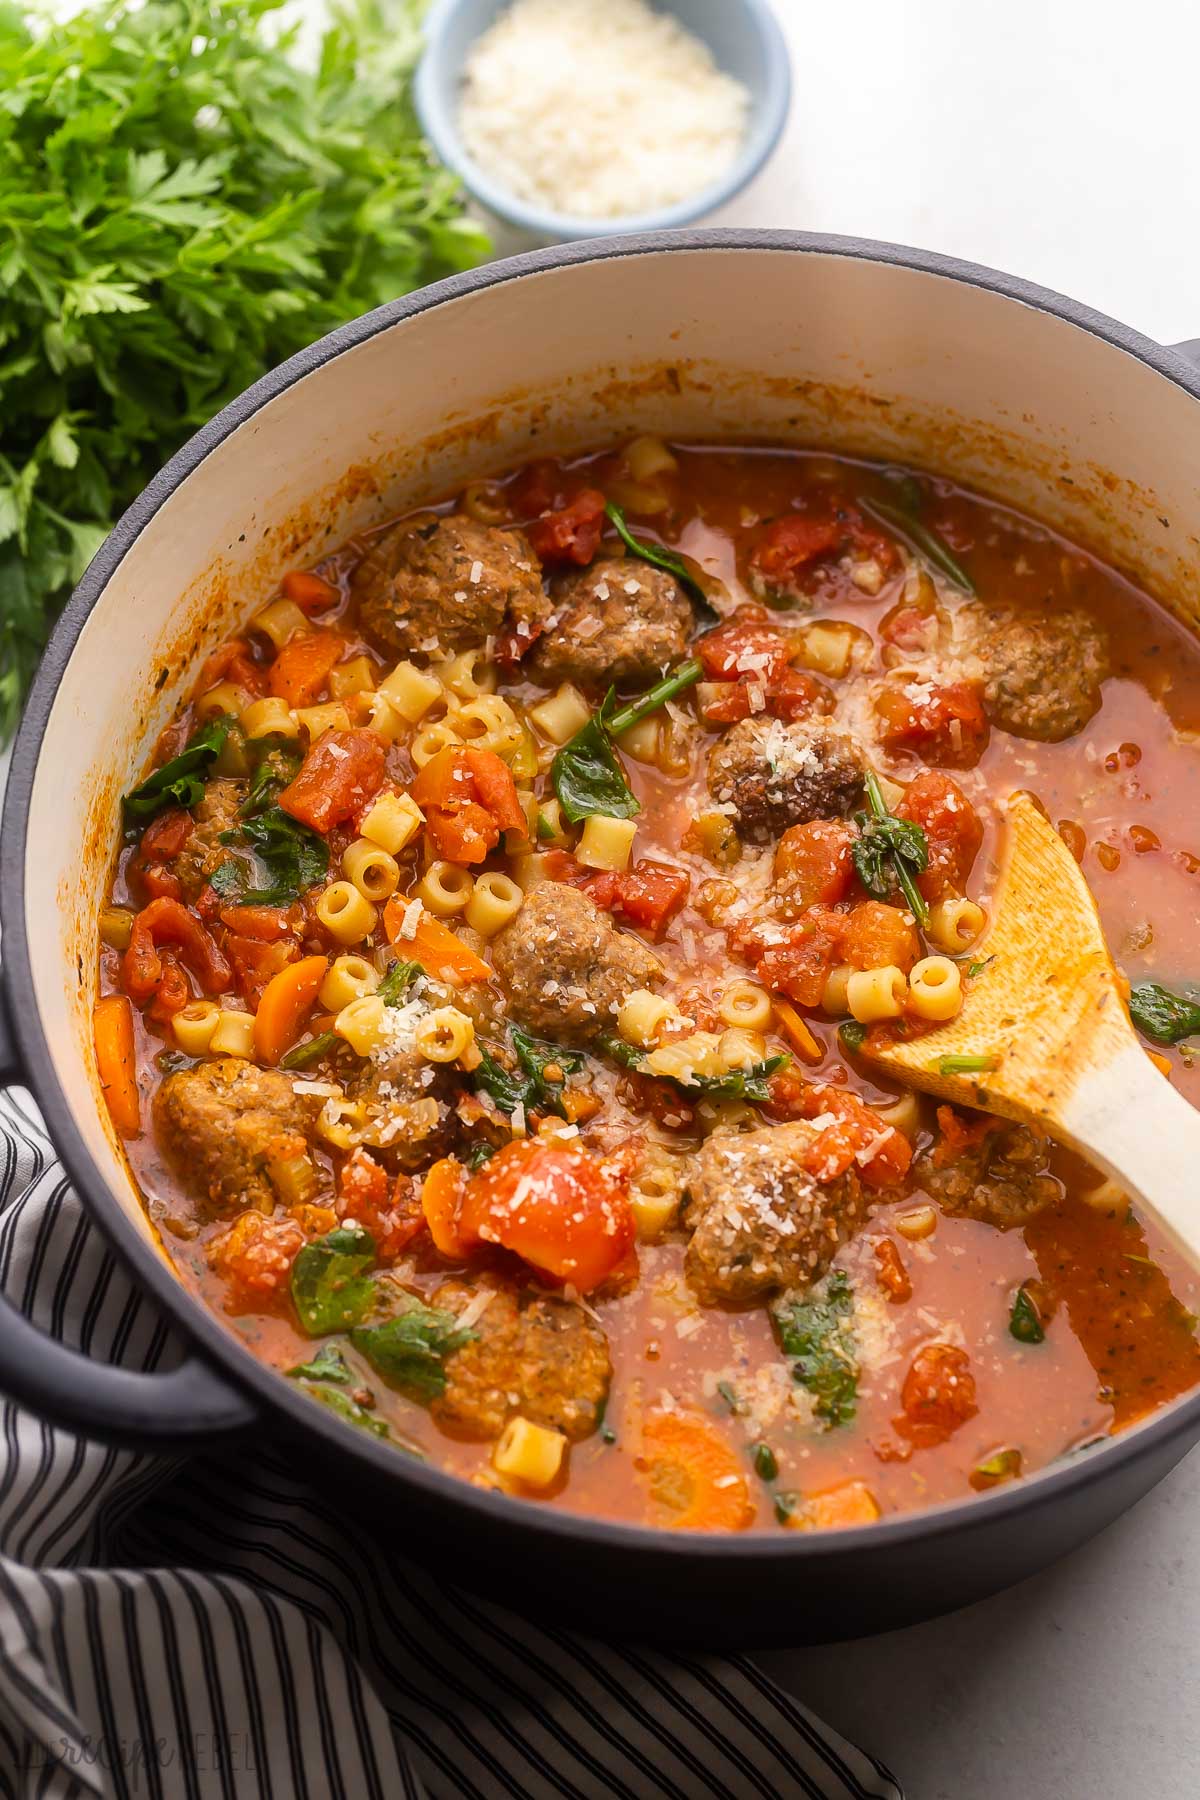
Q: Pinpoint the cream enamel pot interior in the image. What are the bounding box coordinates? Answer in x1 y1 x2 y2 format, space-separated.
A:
4 231 1200 1647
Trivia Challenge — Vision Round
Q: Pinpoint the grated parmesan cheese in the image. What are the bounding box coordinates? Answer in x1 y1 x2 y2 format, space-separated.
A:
458 0 750 221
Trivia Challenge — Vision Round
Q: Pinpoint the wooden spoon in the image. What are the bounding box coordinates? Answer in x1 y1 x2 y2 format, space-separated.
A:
860 791 1200 1264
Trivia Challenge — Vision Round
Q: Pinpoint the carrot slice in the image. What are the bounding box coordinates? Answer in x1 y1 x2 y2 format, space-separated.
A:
281 570 340 613
787 1481 881 1531
253 955 328 1064
421 1157 469 1258
268 632 346 708
94 994 141 1137
771 997 823 1066
382 903 492 985
641 1411 755 1532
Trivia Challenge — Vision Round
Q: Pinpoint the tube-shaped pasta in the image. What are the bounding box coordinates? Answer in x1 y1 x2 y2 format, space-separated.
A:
334 995 387 1056
872 1090 923 1139
439 647 497 700
250 598 309 650
452 694 522 758
625 434 679 481
359 791 424 856
329 655 377 699
410 720 462 769
847 965 907 1024
210 1009 256 1058
317 1095 367 1149
194 681 250 722
577 815 637 872
295 701 350 739
717 1028 767 1071
529 684 591 746
465 871 523 937
907 956 963 1022
379 660 444 724
415 861 474 917
822 962 855 1017
414 1007 475 1064
241 696 299 740
492 1417 565 1488
926 896 987 953
644 1031 725 1081
361 691 407 744
628 1148 684 1240
460 481 508 525
606 478 669 516
510 853 554 891
343 838 401 903
316 881 377 945
617 989 677 1049
718 980 772 1032
320 954 379 1012
173 1000 220 1056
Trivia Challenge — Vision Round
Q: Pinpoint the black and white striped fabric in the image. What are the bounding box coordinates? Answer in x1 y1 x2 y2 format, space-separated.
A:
0 1086 902 1800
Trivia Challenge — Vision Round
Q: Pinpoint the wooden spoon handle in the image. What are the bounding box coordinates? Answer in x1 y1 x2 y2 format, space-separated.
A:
1058 1044 1200 1263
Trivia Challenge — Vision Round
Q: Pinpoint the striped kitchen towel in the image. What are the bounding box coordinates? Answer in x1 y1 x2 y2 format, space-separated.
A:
0 1086 901 1800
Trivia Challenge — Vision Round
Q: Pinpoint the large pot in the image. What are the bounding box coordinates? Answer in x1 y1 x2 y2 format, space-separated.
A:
3 231 1200 1648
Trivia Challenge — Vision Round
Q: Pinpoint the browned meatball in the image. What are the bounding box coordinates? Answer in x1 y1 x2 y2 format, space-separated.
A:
175 778 245 898
917 1120 1060 1227
706 716 864 842
960 602 1109 741
431 1280 611 1441
351 515 546 659
490 883 662 1045
683 1120 867 1306
153 1058 319 1218
528 559 692 689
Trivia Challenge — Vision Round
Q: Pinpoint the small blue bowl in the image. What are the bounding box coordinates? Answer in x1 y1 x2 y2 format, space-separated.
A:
414 0 792 242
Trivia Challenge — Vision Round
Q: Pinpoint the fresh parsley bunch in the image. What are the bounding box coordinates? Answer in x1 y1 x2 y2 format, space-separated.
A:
0 0 489 741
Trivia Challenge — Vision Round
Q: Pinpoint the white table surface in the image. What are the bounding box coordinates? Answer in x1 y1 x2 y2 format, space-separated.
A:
733 3 1200 1794
5 4 1199 1794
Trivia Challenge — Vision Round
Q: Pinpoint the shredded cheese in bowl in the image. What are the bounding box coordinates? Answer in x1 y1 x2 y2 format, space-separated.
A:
457 0 751 221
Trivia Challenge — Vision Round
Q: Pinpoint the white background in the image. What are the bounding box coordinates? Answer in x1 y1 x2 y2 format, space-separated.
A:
5 2 1200 1794
734 3 1200 1794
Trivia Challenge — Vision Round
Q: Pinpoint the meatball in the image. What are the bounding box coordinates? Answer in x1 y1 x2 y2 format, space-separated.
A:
959 602 1109 741
153 1058 319 1218
431 1280 611 1441
348 1035 457 1172
528 559 692 689
351 515 546 659
916 1120 1060 1228
706 716 864 842
175 778 245 898
683 1120 867 1306
490 883 662 1045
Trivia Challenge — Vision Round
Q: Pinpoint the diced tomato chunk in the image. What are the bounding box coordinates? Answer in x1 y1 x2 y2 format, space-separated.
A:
217 904 298 942
697 607 791 682
895 770 983 900
226 935 296 1009
874 1238 913 1304
798 1086 912 1189
875 679 989 768
840 899 921 974
122 898 231 1004
277 728 385 834
139 808 193 860
774 820 857 913
896 1344 977 1447
751 908 848 1008
930 1103 1000 1168
209 1210 306 1305
605 859 690 936
526 488 607 566
750 514 843 585
281 570 340 613
879 599 940 656
456 1138 636 1292
197 637 268 697
410 745 525 865
337 1149 426 1262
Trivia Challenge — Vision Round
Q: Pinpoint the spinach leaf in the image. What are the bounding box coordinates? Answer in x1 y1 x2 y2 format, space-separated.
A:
241 738 304 818
550 660 703 823
860 496 975 594
123 715 233 821
279 1030 340 1072
290 1226 376 1336
772 1271 859 1427
464 1141 497 1173
303 1383 390 1439
857 770 929 929
839 1021 867 1052
288 1342 351 1384
596 1035 786 1105
473 1028 582 1121
604 502 719 619
377 959 422 1006
352 1298 476 1404
1009 1285 1045 1345
970 1446 1022 1491
218 804 328 903
1129 981 1200 1045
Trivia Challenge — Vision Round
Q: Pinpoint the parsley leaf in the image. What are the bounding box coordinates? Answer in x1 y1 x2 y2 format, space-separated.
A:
352 1298 476 1404
0 0 489 745
241 738 303 818
123 714 232 820
772 1271 859 1427
1129 981 1200 1045
218 804 328 903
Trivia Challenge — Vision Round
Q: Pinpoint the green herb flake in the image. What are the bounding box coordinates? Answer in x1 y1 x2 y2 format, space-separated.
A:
290 1225 376 1337
1009 1285 1045 1345
969 1446 1022 1491
351 1297 476 1404
839 1021 867 1052
123 715 232 820
716 1379 744 1415
463 1141 497 1173
772 1271 859 1427
1129 981 1200 1046
773 1489 801 1526
752 1442 779 1483
937 1053 999 1076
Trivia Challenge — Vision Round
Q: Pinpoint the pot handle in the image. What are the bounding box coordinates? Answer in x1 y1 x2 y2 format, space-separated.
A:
1171 338 1200 368
0 979 258 1446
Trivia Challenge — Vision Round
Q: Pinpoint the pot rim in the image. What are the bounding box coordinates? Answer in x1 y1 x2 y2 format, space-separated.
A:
6 225 1200 1561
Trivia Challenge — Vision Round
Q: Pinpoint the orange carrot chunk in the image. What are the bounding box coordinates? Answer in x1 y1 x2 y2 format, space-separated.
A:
641 1411 755 1532
94 994 141 1138
268 632 346 708
253 955 328 1064
382 903 492 985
